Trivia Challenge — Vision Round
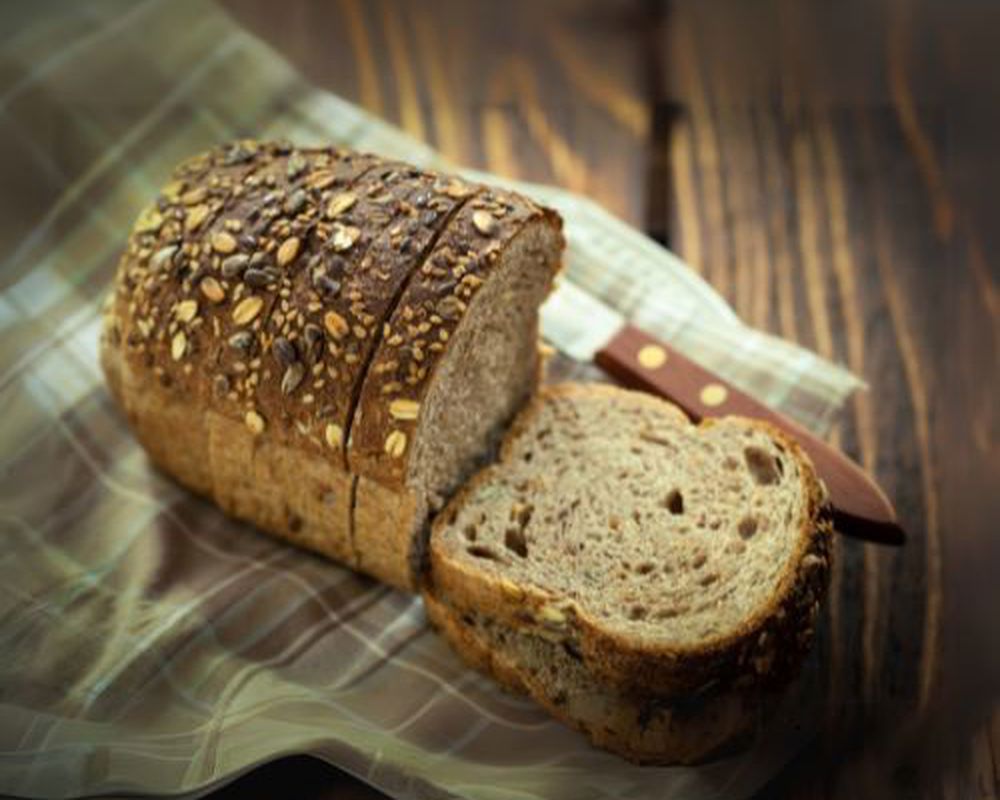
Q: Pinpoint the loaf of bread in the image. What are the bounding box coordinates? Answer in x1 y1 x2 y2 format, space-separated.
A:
424 383 832 761
104 141 830 764
101 140 563 589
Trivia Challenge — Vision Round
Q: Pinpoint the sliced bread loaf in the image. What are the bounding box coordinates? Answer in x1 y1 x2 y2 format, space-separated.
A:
102 140 564 579
349 191 563 589
427 383 832 698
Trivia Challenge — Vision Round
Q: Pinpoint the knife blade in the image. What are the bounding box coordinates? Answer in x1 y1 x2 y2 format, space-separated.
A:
540 279 905 546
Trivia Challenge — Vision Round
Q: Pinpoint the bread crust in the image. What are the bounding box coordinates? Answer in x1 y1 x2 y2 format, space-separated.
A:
423 592 761 765
428 383 833 697
103 140 563 582
347 196 563 589
347 191 562 484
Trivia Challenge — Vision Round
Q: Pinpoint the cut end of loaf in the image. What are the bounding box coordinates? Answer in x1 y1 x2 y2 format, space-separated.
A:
390 221 560 582
431 384 828 656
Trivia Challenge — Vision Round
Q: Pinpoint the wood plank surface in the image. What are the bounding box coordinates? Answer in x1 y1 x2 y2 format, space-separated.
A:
216 1 1000 797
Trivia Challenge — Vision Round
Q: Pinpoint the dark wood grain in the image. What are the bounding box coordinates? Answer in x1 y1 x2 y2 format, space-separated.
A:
216 0 1000 797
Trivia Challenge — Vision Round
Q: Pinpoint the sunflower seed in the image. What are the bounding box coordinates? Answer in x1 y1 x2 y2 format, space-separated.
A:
228 330 253 352
221 253 250 277
134 206 163 234
150 245 178 271
272 336 297 367
244 267 278 288
303 323 324 350
283 189 307 216
281 362 305 395
313 272 341 297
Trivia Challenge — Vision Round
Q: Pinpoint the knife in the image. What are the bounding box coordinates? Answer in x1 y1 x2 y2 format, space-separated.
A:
540 279 905 546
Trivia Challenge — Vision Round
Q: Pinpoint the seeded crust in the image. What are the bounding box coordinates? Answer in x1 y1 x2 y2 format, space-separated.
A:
348 191 559 482
102 140 561 577
348 193 563 588
423 592 760 765
428 383 833 697
100 141 384 564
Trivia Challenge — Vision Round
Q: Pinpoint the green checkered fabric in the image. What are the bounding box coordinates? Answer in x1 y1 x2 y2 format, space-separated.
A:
0 2 858 798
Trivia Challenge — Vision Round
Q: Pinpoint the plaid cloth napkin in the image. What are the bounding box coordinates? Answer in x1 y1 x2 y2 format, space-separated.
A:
0 2 860 798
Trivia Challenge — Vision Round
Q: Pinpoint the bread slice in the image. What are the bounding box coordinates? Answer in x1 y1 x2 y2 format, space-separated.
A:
424 592 761 764
348 191 563 589
427 383 832 698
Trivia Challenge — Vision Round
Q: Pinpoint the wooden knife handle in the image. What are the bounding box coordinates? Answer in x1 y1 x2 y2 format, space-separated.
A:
595 325 905 546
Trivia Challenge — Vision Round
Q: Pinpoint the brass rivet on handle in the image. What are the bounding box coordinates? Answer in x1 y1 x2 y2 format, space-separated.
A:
700 383 728 407
637 344 667 369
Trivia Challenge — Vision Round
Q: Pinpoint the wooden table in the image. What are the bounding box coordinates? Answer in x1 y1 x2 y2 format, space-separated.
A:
215 1 1000 797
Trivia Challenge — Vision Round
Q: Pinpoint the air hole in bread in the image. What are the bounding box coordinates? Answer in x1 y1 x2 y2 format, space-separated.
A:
609 515 622 532
724 455 740 471
700 572 719 586
504 527 529 557
664 489 684 515
632 510 642 524
522 450 534 463
745 446 781 485
635 562 655 575
467 545 501 561
692 551 707 569
628 604 648 620
738 516 759 539
463 524 478 541
563 641 583 661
